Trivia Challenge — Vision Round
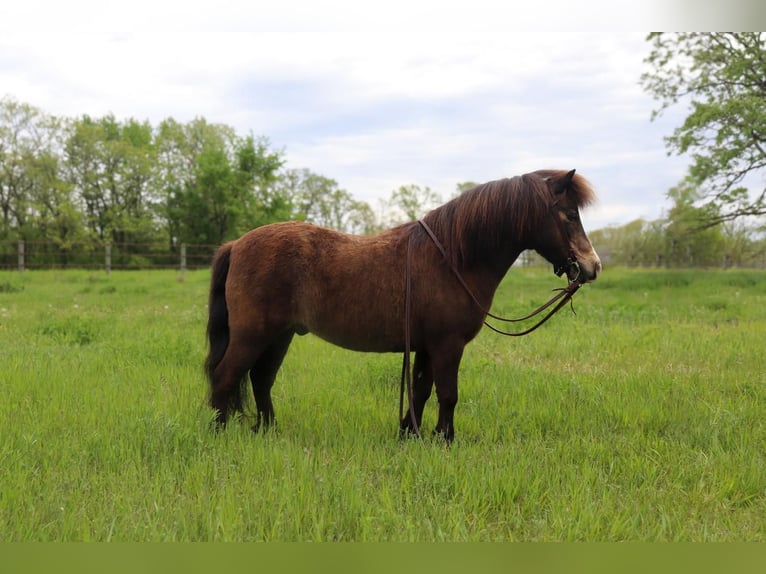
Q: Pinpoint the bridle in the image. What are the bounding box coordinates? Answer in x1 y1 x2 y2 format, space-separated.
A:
399 200 584 437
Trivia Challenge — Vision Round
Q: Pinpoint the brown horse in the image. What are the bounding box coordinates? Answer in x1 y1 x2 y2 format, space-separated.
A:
205 168 601 442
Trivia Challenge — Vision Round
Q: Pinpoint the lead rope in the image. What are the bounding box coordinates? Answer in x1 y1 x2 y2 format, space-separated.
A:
399 232 421 438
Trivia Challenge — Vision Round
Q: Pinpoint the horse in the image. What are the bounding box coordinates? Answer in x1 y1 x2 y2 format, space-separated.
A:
205 168 601 442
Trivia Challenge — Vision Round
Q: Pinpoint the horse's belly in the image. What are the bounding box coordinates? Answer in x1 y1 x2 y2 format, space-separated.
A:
298 281 403 352
307 323 401 353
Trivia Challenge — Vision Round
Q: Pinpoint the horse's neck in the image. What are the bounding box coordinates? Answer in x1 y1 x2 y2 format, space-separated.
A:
423 207 529 300
462 245 524 305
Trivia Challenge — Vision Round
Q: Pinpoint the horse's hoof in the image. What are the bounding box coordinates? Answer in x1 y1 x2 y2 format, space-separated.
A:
399 423 422 440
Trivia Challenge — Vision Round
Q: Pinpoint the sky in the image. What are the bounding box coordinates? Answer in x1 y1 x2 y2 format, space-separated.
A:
0 1 710 231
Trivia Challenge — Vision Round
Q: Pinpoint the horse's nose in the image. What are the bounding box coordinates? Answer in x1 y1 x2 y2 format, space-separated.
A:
581 255 601 283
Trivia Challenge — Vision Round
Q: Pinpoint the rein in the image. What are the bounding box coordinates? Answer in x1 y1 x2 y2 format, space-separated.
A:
417 219 581 336
399 232 419 436
398 219 581 437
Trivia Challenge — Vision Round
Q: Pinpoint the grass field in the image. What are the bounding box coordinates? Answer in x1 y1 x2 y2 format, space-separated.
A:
0 266 764 541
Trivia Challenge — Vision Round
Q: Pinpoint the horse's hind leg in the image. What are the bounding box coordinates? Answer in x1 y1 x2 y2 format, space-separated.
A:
400 351 434 437
211 356 251 426
250 330 294 433
211 332 267 426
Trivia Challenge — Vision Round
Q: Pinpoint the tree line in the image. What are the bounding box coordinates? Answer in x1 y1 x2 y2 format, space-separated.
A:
0 96 447 267
589 210 766 270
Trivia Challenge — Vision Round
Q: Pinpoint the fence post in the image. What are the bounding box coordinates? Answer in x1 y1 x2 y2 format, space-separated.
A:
180 243 187 279
18 240 24 272
105 244 111 274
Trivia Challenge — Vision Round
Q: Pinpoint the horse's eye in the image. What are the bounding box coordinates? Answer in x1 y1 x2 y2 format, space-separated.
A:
565 210 579 222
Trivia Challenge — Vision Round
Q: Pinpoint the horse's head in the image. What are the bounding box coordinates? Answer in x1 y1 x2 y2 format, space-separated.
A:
533 169 601 284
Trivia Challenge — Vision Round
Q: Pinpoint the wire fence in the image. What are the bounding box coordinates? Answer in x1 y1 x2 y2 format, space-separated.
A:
0 240 219 272
2 240 765 273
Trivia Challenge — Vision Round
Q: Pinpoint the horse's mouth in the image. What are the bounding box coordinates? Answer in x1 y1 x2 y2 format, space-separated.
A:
555 258 582 284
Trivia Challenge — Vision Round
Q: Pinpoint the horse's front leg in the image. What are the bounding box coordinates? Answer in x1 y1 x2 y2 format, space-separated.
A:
400 351 433 438
431 344 464 444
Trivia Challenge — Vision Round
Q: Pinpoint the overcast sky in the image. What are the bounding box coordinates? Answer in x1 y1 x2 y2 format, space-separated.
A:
1 1 703 231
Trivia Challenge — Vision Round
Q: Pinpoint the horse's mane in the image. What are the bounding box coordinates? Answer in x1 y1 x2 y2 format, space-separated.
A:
418 169 596 268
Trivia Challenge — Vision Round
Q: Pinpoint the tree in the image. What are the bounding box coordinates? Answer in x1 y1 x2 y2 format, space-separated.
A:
155 118 284 249
720 217 760 267
587 217 676 267
154 117 229 249
0 97 85 257
24 118 86 259
62 114 159 247
273 168 376 233
641 33 766 226
236 135 287 229
183 143 237 245
664 180 725 266
280 168 339 224
0 97 49 237
386 184 442 225
345 201 382 236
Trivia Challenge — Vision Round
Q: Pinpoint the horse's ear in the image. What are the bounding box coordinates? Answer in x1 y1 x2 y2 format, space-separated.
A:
546 169 576 195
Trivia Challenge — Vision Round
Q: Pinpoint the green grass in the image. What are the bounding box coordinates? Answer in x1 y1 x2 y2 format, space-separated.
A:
0 267 764 541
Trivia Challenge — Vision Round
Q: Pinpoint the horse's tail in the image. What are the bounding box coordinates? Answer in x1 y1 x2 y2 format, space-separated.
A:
205 242 233 394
